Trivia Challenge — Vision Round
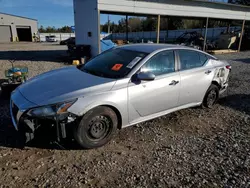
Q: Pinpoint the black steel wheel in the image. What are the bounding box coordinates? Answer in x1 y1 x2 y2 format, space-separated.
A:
87 115 112 141
74 106 118 149
202 84 219 108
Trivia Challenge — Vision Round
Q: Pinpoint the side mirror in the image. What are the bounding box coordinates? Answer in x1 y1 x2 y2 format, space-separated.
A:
137 72 155 81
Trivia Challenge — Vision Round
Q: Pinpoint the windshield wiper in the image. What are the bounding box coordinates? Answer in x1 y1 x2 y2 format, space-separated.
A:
83 68 107 77
82 68 121 79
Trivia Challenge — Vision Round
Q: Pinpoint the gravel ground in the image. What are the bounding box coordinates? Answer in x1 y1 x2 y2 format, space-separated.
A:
0 43 250 188
0 42 67 79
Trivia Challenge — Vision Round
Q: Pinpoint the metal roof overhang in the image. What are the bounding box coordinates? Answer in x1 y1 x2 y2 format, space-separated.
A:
98 0 250 20
0 12 37 21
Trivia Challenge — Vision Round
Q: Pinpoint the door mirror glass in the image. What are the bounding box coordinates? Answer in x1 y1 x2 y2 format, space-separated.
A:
137 72 155 81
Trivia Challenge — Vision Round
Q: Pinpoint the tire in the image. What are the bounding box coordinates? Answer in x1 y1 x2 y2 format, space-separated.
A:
202 84 219 108
74 106 118 149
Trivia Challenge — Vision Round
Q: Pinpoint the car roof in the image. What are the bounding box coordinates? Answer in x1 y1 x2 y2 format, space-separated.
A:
118 44 191 53
118 44 217 60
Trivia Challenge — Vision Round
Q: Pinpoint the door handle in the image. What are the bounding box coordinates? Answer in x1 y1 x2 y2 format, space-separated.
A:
205 70 212 75
169 80 179 86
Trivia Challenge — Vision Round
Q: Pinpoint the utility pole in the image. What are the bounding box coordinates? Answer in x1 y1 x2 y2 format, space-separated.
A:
238 19 245 52
157 15 161 44
203 17 209 51
126 15 129 42
108 15 110 34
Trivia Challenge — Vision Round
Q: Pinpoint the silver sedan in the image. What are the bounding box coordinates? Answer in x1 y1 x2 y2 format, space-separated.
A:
10 44 231 149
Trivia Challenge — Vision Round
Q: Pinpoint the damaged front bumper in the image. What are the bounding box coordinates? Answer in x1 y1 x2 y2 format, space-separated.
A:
10 90 78 143
10 89 37 131
10 102 77 143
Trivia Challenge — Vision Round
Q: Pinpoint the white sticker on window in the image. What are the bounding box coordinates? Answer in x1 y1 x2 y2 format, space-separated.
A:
126 57 142 69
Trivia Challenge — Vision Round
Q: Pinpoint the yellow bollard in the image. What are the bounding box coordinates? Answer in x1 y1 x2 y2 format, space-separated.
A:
72 60 80 65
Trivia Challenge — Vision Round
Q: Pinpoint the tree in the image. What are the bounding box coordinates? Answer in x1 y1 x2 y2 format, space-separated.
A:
58 26 72 33
128 17 142 32
228 0 250 5
100 16 233 33
141 17 157 31
117 18 127 32
183 19 202 29
46 26 54 33
38 25 45 33
170 17 184 30
38 25 73 33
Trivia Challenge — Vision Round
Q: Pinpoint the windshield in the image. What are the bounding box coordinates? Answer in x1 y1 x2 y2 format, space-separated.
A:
81 48 148 79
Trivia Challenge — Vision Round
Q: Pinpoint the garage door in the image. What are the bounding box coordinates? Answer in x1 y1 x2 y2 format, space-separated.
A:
16 26 32 42
0 26 12 42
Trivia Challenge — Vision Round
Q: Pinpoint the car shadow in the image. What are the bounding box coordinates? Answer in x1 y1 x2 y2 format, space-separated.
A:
233 58 250 64
0 85 248 150
0 50 69 63
0 83 82 150
219 94 250 115
0 83 21 148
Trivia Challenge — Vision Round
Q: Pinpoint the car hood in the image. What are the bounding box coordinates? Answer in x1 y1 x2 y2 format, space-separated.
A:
18 66 116 106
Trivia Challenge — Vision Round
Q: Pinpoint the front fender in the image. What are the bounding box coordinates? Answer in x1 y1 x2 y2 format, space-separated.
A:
67 89 128 127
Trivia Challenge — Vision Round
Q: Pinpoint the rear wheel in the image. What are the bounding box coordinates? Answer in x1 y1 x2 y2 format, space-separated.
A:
202 84 219 108
74 106 118 149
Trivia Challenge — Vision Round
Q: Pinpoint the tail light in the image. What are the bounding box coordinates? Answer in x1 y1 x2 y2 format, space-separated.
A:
226 65 231 71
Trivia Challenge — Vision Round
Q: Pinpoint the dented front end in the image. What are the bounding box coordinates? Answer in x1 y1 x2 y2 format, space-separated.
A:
10 89 80 143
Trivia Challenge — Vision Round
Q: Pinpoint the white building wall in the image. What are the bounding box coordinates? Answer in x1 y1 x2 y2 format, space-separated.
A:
39 33 75 42
0 13 38 41
38 32 110 42
74 0 100 56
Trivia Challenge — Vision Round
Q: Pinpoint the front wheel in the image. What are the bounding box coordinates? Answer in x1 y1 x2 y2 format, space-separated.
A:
74 106 118 149
202 84 219 108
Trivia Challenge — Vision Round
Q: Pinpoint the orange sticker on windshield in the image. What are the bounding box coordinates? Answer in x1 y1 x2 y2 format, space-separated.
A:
111 64 123 71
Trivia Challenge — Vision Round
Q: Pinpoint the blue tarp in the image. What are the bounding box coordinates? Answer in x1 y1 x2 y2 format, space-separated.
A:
101 40 116 52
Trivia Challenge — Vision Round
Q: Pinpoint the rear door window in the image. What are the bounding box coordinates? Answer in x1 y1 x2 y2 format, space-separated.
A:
199 53 209 65
178 50 208 71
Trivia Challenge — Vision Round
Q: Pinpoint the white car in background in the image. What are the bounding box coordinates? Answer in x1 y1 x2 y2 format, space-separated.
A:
46 35 57 42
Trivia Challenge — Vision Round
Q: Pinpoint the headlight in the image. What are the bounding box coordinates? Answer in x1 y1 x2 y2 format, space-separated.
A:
27 100 76 117
28 106 56 117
